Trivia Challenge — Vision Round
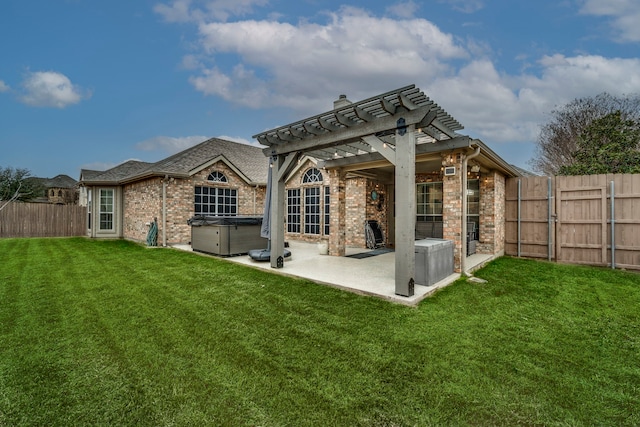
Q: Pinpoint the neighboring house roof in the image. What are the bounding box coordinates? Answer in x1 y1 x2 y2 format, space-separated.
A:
80 138 269 186
28 174 77 189
510 165 538 177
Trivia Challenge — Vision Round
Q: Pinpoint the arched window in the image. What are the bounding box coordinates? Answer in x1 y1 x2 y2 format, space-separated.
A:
58 190 62 197
302 168 323 184
207 171 227 183
50 189 55 196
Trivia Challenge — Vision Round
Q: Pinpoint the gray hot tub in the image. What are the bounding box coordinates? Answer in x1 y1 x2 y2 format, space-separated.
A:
414 238 454 286
188 216 266 256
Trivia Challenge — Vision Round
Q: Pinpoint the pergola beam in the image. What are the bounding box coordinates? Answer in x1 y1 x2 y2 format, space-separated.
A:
262 107 433 157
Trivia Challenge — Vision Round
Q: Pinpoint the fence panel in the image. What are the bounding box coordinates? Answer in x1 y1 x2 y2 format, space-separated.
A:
556 175 607 266
0 202 87 238
506 174 640 270
505 176 554 259
610 174 640 270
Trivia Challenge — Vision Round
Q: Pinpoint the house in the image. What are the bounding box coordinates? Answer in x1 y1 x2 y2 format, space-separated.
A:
80 84 520 297
27 174 78 204
79 138 269 244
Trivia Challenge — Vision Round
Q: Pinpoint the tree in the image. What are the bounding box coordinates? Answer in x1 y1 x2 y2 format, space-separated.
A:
530 93 640 175
558 111 640 175
0 167 43 207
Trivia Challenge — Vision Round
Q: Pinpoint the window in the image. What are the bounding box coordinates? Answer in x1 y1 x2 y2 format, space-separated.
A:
99 189 114 231
194 186 237 216
416 182 443 222
467 179 480 240
324 186 330 235
287 189 301 233
303 168 323 183
87 189 92 230
304 187 321 234
207 171 227 183
288 168 329 236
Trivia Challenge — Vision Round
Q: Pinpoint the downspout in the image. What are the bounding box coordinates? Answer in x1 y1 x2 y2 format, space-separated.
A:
162 175 167 247
461 145 481 275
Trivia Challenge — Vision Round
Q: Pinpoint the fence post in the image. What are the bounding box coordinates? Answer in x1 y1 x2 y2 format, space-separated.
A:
517 178 521 257
548 177 553 261
611 180 615 270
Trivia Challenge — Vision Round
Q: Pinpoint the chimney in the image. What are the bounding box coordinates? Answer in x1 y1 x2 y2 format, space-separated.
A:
333 94 352 109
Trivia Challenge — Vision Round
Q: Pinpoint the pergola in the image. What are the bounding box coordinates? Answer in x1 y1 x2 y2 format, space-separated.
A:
254 85 476 296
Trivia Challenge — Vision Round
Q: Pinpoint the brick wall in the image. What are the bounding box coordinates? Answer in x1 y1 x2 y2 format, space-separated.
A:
442 154 463 272
123 161 266 245
477 171 507 255
123 178 162 242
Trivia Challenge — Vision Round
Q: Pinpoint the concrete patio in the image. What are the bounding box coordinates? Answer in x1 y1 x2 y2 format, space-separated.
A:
173 240 497 306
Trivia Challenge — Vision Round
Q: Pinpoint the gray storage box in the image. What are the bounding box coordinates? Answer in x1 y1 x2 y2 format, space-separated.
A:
414 238 454 286
188 216 266 256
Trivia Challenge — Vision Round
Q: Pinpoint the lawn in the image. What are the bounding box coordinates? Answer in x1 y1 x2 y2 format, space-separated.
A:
1 238 639 426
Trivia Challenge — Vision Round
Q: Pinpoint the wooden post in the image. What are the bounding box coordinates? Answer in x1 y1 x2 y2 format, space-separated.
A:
394 121 416 296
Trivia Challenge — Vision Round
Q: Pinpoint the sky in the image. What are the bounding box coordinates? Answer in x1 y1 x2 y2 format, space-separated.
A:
1 0 639 179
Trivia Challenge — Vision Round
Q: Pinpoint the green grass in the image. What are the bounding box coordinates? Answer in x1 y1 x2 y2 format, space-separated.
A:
1 238 639 426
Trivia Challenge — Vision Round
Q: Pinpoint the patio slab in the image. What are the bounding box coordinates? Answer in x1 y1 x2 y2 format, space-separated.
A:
172 240 496 306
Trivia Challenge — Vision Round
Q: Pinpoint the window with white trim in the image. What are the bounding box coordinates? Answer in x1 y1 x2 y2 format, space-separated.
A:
99 189 114 230
324 186 330 235
416 182 443 223
304 187 321 235
207 171 227 183
287 189 300 233
467 179 480 240
303 168 323 183
194 186 237 216
87 188 92 230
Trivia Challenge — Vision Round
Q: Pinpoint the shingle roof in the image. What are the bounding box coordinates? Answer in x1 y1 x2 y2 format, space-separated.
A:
81 138 269 185
28 174 78 188
147 138 269 183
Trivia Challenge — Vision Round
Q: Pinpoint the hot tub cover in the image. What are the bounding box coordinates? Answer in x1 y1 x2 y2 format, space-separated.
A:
187 215 263 227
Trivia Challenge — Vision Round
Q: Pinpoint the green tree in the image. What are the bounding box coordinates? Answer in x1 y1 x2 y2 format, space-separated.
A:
0 166 43 204
558 111 640 175
530 93 640 175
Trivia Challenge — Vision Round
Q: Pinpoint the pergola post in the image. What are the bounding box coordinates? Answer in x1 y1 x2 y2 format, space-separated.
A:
394 122 416 296
270 154 285 268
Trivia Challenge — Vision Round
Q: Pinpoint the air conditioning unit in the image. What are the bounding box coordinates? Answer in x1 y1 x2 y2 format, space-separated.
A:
444 166 456 176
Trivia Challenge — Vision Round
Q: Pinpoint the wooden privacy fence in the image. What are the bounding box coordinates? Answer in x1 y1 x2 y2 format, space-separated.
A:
505 174 640 270
0 202 86 238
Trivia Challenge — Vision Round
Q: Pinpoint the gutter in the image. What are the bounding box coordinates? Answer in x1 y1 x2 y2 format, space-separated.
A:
162 175 168 247
461 144 481 275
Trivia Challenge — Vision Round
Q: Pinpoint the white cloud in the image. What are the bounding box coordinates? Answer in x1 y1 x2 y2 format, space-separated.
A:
580 0 640 42
19 71 90 108
159 3 640 169
440 0 485 14
189 7 467 112
426 54 640 145
216 134 260 147
136 135 210 154
154 0 268 23
0 80 9 92
386 1 420 19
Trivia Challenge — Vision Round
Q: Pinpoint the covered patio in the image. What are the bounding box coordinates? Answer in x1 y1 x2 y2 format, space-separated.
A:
175 241 495 305
253 84 519 300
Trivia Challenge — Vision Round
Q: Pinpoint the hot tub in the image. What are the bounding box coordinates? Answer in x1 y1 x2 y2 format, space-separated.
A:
188 216 266 256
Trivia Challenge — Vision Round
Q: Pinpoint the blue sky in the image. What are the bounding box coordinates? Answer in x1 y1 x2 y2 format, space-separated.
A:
1 0 639 179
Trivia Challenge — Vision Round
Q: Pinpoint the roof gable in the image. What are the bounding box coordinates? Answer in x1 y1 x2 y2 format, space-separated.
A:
81 138 269 185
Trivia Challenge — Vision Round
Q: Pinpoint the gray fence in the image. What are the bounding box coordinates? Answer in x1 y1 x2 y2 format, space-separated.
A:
505 174 640 271
0 202 87 238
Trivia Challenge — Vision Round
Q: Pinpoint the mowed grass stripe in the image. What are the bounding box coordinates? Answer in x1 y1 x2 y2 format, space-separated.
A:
0 237 639 426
